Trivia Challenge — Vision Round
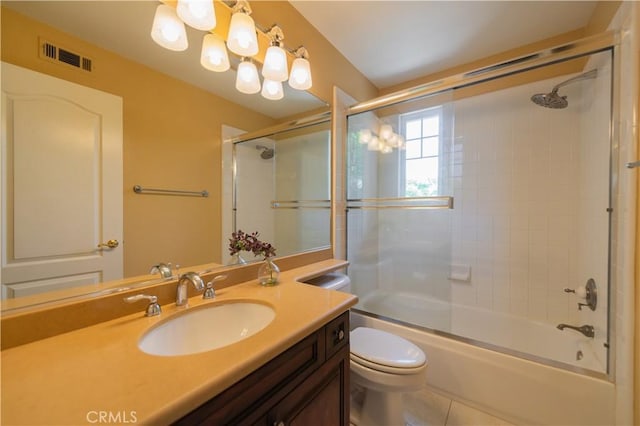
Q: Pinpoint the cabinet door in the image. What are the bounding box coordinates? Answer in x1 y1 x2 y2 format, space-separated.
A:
174 330 325 426
269 345 350 426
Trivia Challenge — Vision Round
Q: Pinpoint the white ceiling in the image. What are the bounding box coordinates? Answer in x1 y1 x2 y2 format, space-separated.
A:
4 1 599 117
290 0 598 88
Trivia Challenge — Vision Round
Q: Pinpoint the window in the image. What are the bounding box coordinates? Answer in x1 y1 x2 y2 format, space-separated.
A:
400 107 443 197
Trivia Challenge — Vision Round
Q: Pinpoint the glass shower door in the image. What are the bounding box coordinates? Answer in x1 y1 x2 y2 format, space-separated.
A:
346 91 456 333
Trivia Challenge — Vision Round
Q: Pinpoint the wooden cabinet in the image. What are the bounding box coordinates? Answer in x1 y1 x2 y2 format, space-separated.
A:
174 311 350 426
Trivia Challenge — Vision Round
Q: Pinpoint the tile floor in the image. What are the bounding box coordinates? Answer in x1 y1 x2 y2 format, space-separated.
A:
351 385 514 426
403 387 514 426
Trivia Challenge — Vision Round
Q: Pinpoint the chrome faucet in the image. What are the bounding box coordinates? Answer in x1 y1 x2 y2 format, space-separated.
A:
150 262 173 278
176 272 205 307
556 323 595 338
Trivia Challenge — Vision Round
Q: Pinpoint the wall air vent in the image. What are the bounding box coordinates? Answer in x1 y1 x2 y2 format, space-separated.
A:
39 38 93 72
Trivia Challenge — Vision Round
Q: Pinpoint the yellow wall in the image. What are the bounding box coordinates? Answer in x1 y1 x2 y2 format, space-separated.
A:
1 7 277 276
635 3 640 424
0 3 377 278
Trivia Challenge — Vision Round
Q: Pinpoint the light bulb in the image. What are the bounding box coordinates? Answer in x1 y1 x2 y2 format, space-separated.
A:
236 60 261 94
261 79 284 100
288 57 312 90
177 0 216 31
262 45 288 82
151 5 188 51
227 12 259 56
200 34 229 72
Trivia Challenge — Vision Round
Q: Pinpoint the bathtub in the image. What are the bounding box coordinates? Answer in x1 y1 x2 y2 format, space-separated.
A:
358 290 606 372
351 291 615 426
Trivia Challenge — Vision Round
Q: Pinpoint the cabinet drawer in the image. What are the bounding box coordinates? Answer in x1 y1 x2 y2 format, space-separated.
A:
325 311 349 359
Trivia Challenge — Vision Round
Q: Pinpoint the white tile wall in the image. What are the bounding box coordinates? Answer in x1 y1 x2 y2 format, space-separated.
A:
451 61 611 336
344 52 616 374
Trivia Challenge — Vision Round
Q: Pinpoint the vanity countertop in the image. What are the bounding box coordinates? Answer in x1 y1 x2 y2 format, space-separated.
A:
1 259 356 425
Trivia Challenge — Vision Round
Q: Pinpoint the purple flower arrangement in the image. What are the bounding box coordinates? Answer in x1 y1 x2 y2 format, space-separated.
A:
228 230 276 259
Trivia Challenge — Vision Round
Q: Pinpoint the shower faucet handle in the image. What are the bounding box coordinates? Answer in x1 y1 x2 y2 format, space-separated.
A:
564 279 597 311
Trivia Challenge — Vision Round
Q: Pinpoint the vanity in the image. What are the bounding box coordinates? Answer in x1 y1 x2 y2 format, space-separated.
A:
0 260 356 425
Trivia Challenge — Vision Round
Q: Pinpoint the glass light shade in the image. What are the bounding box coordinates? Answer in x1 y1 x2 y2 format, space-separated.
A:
367 136 380 151
288 57 312 90
261 79 284 100
200 34 230 72
380 144 393 154
227 12 259 57
151 5 188 51
386 133 399 147
379 124 393 140
358 129 372 144
262 45 289 82
177 0 216 31
236 60 261 94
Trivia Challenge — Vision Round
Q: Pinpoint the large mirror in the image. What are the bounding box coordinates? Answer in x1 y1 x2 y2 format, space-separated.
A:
1 1 330 310
228 117 331 265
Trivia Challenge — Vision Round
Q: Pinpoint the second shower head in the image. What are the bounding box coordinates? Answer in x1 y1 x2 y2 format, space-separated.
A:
256 144 275 159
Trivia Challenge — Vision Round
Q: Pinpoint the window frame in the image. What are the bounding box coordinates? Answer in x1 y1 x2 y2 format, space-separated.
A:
398 106 445 197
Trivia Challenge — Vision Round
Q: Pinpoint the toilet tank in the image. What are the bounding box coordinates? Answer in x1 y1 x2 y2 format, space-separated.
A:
304 272 351 293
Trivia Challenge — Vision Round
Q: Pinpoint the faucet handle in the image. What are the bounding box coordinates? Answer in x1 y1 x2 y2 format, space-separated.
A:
124 294 162 317
203 275 228 299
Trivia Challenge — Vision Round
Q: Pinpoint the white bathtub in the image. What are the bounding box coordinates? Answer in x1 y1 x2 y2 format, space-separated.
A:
351 291 616 426
359 290 606 372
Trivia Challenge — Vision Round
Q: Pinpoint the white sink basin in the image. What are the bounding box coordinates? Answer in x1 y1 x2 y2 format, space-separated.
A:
138 302 275 356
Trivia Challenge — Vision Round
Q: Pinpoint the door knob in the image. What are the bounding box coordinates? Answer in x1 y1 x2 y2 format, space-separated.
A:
97 239 119 249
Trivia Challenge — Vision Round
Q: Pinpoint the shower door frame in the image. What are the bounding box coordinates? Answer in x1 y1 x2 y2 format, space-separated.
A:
343 31 619 380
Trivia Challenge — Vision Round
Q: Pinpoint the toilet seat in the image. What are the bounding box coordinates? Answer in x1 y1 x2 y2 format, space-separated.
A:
350 327 427 374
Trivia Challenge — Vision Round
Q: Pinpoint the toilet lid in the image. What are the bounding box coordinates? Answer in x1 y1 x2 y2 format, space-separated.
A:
350 327 426 369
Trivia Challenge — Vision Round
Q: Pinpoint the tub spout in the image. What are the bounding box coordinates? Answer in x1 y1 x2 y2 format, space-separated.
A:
556 323 594 338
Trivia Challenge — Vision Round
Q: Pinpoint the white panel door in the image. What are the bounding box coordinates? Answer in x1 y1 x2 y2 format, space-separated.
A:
1 62 123 298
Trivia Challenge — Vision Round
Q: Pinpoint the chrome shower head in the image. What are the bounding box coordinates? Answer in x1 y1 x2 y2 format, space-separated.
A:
256 144 274 159
530 69 597 109
531 89 568 109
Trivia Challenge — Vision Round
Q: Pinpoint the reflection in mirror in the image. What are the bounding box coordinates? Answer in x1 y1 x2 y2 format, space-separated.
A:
0 1 329 312
228 116 332 265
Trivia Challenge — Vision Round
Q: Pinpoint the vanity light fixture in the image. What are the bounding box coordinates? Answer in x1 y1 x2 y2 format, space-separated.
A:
150 4 188 51
289 46 312 90
262 25 288 82
261 79 284 100
358 124 405 154
151 0 314 99
177 0 216 31
200 34 230 72
236 57 261 94
226 0 259 57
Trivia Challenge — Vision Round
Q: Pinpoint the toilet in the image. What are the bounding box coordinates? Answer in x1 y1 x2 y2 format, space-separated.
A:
304 273 428 426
